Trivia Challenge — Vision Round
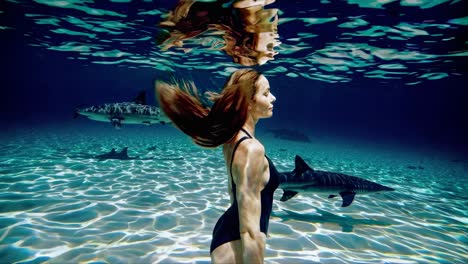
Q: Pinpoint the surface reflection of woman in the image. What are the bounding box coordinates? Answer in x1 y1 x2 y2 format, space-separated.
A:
158 0 280 66
156 68 280 263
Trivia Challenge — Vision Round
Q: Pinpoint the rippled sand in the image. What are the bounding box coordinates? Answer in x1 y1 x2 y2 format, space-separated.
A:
0 123 466 263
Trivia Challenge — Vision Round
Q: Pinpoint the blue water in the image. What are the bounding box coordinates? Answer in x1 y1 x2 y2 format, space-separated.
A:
0 122 466 263
1 0 467 263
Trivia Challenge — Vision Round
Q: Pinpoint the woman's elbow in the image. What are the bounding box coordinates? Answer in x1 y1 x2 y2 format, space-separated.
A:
240 230 266 246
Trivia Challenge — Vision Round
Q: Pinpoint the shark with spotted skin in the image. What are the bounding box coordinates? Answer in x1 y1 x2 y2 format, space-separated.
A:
74 91 171 129
279 155 395 207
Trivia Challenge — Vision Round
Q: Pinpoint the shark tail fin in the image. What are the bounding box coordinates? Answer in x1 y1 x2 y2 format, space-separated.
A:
120 147 129 156
280 190 298 202
133 91 147 105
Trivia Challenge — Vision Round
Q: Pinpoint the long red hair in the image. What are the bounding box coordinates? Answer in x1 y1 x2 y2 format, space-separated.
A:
156 69 261 148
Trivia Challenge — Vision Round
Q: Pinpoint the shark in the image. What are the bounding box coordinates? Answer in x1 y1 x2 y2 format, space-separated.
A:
66 146 184 161
279 155 395 207
94 147 138 160
74 91 171 129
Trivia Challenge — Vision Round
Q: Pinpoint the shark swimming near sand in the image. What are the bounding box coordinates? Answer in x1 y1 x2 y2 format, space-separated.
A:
66 146 184 161
74 91 171 129
279 155 395 207
94 147 139 160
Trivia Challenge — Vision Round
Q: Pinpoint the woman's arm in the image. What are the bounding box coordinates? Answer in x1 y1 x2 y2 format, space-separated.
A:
233 142 267 264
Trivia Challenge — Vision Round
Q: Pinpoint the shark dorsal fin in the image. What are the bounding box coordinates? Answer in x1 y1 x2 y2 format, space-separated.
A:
133 91 146 105
110 148 116 154
294 155 313 173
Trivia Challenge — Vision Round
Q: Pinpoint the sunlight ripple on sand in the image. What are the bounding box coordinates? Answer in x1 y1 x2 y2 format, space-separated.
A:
0 125 467 263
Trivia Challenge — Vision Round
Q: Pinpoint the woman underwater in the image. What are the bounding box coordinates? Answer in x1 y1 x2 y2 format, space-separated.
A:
156 68 280 263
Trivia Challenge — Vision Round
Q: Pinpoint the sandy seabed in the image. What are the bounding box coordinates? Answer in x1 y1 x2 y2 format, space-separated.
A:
0 123 466 264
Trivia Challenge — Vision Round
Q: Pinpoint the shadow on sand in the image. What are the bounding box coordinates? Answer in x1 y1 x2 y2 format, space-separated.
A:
273 208 392 232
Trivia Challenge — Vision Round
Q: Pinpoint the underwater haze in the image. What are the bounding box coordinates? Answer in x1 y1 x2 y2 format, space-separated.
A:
1 0 467 263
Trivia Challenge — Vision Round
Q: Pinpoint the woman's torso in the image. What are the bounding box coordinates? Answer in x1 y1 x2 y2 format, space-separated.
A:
210 130 280 253
222 130 280 228
223 133 270 200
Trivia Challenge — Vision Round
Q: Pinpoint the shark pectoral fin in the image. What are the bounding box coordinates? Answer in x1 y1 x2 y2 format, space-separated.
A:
328 195 338 199
111 118 122 129
339 191 356 207
280 190 298 202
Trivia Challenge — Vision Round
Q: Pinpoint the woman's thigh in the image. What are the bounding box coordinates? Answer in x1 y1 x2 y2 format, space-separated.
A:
211 240 242 264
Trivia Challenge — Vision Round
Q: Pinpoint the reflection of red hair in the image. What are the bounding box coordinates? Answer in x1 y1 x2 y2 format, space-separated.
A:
156 69 261 148
157 0 279 66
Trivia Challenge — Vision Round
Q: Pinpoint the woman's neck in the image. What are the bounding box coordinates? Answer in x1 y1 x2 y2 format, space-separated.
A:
242 115 257 137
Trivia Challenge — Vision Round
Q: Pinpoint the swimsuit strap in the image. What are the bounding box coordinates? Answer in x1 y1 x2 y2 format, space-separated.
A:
229 129 253 190
229 136 250 181
240 128 253 139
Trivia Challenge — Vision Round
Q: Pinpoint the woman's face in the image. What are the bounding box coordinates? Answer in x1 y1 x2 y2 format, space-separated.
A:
250 75 276 119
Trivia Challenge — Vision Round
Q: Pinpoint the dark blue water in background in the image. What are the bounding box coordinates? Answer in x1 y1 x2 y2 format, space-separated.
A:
1 2 467 263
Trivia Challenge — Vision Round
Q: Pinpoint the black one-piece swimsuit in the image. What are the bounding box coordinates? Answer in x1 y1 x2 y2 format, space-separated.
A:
210 129 280 253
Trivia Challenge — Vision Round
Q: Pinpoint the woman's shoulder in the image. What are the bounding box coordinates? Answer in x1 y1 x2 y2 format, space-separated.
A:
236 138 265 160
231 138 267 184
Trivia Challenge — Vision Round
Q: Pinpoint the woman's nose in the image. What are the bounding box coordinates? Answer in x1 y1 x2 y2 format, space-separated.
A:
271 94 276 103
